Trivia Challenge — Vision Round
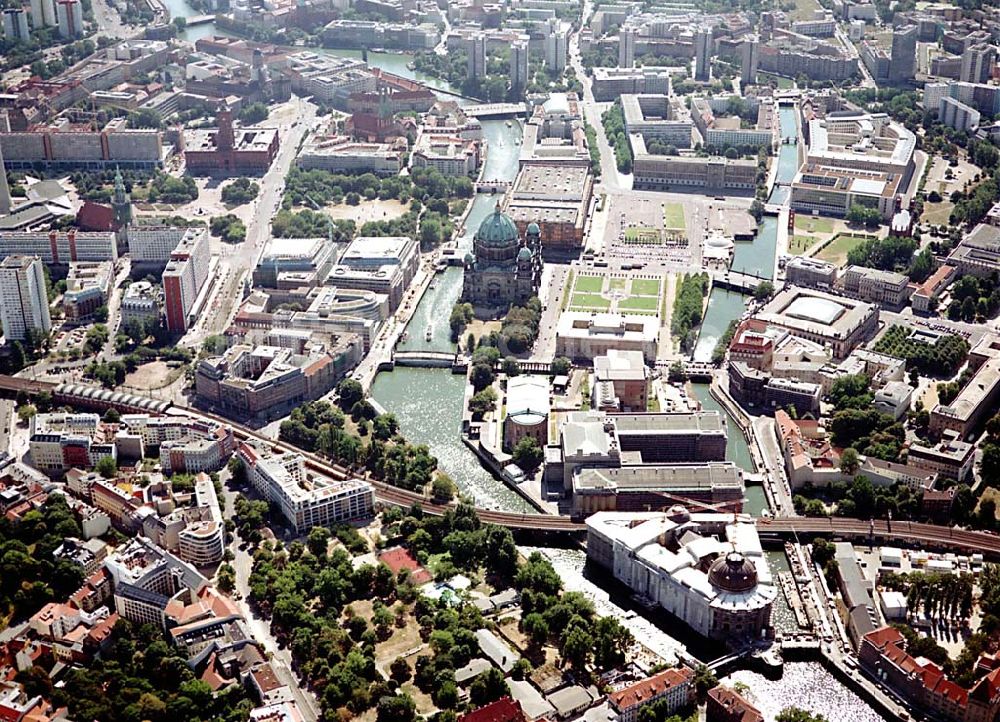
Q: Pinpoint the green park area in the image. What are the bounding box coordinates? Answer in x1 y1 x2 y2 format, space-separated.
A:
624 226 662 244
794 215 834 235
630 278 662 296
619 296 660 311
663 202 686 230
574 275 604 293
816 233 871 266
567 273 665 315
570 293 611 310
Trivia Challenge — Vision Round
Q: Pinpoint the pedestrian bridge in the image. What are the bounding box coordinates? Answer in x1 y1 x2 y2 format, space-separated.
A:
463 103 527 118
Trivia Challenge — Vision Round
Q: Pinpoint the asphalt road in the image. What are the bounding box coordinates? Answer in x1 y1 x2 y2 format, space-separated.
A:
183 96 318 348
219 473 322 722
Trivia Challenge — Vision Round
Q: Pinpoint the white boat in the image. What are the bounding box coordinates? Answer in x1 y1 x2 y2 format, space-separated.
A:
505 120 513 127
425 326 433 341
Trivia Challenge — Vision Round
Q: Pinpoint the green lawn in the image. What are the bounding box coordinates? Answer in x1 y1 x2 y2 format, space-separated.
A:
624 226 661 243
619 296 660 311
759 72 794 89
663 202 686 230
794 215 834 234
790 235 816 254
574 275 604 293
631 278 662 296
788 0 822 21
571 293 611 310
609 278 628 291
816 233 869 265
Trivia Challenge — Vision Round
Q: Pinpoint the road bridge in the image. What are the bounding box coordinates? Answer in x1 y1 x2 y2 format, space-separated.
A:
708 269 768 294
392 351 465 369
463 103 527 119
475 180 513 193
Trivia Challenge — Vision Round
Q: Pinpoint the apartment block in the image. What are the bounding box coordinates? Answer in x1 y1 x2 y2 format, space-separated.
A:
237 440 375 533
0 255 52 341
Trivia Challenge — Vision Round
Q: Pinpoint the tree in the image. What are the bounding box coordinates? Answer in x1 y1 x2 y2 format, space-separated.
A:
216 563 236 593
221 177 260 205
469 667 509 706
829 374 872 411
470 363 495 392
431 474 456 503
469 387 498 417
550 357 571 376
511 437 543 471
95 456 117 479
337 378 364 409
561 625 593 671
694 665 718 701
307 526 330 558
17 404 36 424
840 448 860 475
390 658 411 684
754 280 774 301
238 102 269 125
373 413 400 441
420 218 443 245
502 357 520 377
377 693 417 722
522 612 549 646
776 709 828 722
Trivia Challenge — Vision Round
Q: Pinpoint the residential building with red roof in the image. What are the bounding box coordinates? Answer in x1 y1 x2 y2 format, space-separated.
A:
706 685 763 722
859 626 978 722
458 697 528 722
608 667 694 722
911 264 956 314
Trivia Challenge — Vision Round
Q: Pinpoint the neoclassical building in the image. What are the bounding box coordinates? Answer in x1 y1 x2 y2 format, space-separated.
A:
462 204 542 310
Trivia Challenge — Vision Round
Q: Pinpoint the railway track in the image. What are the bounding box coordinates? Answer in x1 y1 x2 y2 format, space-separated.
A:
6 374 1000 547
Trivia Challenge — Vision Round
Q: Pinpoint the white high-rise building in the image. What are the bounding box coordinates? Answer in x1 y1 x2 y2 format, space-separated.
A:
741 36 759 85
30 0 57 27
55 0 82 38
2 8 30 40
545 19 568 73
961 43 996 84
0 140 11 216
618 27 635 69
695 28 711 81
511 39 529 94
0 255 51 342
467 33 486 80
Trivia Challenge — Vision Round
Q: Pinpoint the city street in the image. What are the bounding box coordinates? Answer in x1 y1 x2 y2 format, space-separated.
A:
182 96 318 348
569 3 632 193
219 476 322 722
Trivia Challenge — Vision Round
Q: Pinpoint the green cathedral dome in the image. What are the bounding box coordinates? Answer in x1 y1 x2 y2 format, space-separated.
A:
476 204 519 247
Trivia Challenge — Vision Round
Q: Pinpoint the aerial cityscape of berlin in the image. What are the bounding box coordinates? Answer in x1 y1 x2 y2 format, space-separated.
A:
1 0 999 720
